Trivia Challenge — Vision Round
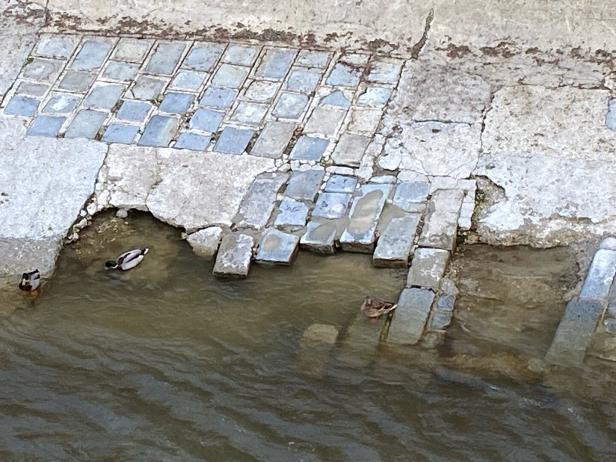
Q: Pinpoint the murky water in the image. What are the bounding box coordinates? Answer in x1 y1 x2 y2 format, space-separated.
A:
1 213 615 461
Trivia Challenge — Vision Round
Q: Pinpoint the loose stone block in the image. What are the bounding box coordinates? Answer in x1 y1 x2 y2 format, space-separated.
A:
231 102 268 125
256 228 299 265
357 86 392 107
324 175 358 193
255 48 297 80
320 90 351 108
367 60 402 84
387 288 435 345
272 92 309 119
331 133 370 167
244 80 280 103
102 123 139 144
200 87 238 109
4 95 39 117
174 132 211 151
340 184 392 252
35 35 80 59
101 61 139 82
545 298 605 367
211 64 249 88
189 108 224 132
187 226 222 259
222 44 260 66
393 181 430 212
275 197 309 229
326 63 361 87
234 173 289 229
83 83 125 111
214 126 254 155
284 169 324 201
289 135 329 161
42 93 80 114
300 220 337 254
285 68 321 93
184 43 225 71
145 41 187 75
313 192 352 219
296 50 331 69
27 116 65 137
579 248 616 305
250 121 296 158
130 75 167 101
58 70 96 93
373 214 421 267
407 248 450 289
297 323 338 377
71 39 114 71
22 58 64 82
212 233 254 279
304 106 346 138
159 92 195 114
138 115 180 147
64 110 107 139
170 70 207 91
112 38 153 63
116 100 152 122
418 189 464 251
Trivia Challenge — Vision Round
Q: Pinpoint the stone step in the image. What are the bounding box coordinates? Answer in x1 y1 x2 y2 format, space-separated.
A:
212 233 254 279
234 172 289 229
386 288 435 344
418 189 464 251
406 248 450 289
255 228 299 265
372 213 421 267
300 220 337 254
336 311 388 368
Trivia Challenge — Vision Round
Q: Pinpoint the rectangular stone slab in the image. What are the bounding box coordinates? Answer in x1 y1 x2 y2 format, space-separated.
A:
418 189 464 251
336 311 387 368
300 220 337 254
250 121 296 158
234 173 289 229
579 248 616 306
284 169 325 201
387 288 435 344
212 233 254 279
407 248 450 289
255 228 299 265
373 214 421 267
331 133 370 167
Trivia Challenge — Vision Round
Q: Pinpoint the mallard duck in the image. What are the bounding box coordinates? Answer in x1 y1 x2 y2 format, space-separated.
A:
360 296 397 319
19 269 41 294
105 248 149 271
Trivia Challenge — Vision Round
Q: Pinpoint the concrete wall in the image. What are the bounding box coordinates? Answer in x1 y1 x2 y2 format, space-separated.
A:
38 0 616 55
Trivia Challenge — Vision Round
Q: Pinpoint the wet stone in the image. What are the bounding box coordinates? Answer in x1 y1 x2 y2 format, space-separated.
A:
65 110 107 139
231 102 268 125
130 76 167 101
274 197 309 229
296 50 331 69
272 92 309 119
256 228 299 265
27 116 65 137
189 108 224 132
102 123 139 144
214 126 254 155
331 133 370 167
102 61 139 82
373 214 421 268
393 181 430 212
324 175 358 194
58 70 96 93
138 115 180 147
297 323 338 377
159 92 195 114
35 35 80 59
285 68 321 93
418 189 464 251
327 63 362 87
250 121 296 158
222 44 260 66
212 233 254 279
357 86 392 107
320 90 351 108
255 48 297 80
387 288 435 345
22 58 64 82
300 220 336 254
72 39 114 71
607 99 616 131
174 132 211 150
244 80 280 103
367 60 402 84
407 248 450 289
212 64 249 88
145 41 187 75
284 169 325 201
187 226 222 259
184 43 225 71
289 135 329 161
579 248 616 305
430 310 454 331
42 93 80 114
113 38 153 63
4 95 39 117
313 192 352 219
170 70 207 91
304 106 346 138
83 83 125 111
116 100 152 122
200 87 237 109
337 311 387 368
235 173 289 229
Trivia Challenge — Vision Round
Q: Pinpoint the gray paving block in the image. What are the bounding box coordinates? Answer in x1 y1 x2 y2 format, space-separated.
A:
250 121 296 158
300 220 337 254
170 70 207 91
58 70 96 93
83 83 125 111
230 101 268 125
367 60 402 84
22 58 64 82
296 50 331 68
289 135 329 160
72 39 114 71
184 42 225 71
102 123 140 144
234 173 289 229
101 61 139 82
373 214 421 267
256 228 300 265
244 80 281 103
407 248 450 289
200 87 237 109
324 175 357 193
255 48 297 80
145 41 187 75
138 115 180 147
212 233 254 279
27 116 65 137
387 288 435 344
116 100 152 122
418 189 464 251
579 248 616 305
393 181 430 212
222 44 260 66
285 169 325 201
16 82 49 97
42 93 80 114
313 192 352 219
35 35 80 59
285 68 321 93
113 38 153 63
214 126 254 155
64 110 107 139
320 90 351 108
130 75 167 100
272 92 309 119
159 92 195 114
331 133 370 167
326 63 362 87
357 86 392 107
189 108 224 132
174 132 211 150
304 106 346 138
275 197 309 229
211 64 249 88
4 95 39 117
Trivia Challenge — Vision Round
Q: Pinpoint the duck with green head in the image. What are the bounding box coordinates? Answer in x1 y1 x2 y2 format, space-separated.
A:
105 248 149 271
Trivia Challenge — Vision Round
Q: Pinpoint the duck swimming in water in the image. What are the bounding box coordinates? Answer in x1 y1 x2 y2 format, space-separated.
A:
19 269 41 295
360 296 397 319
105 248 149 271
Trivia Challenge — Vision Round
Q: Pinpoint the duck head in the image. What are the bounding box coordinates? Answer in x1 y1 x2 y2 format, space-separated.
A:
104 260 119 270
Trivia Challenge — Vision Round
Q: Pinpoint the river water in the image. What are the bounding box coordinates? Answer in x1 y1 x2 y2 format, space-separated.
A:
0 213 615 461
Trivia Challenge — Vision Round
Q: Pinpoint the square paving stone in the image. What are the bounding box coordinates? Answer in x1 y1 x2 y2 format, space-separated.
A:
16 82 49 97
199 87 237 109
101 61 139 82
213 233 255 279
71 39 114 71
275 197 309 229
214 126 254 154
4 95 39 117
255 48 297 80
138 115 180 147
289 135 329 160
231 101 268 125
170 70 207 91
102 123 140 144
27 116 65 137
35 35 80 59
313 192 352 219
211 64 249 88
331 133 370 167
320 90 352 108
58 70 96 93
418 189 464 251
285 169 325 201
130 76 167 100
222 44 260 66
393 181 430 212
357 86 392 107
300 220 337 254
64 110 107 139
373 214 421 268
326 63 362 87
250 121 296 158
116 100 152 122
296 50 331 68
41 93 80 114
174 132 211 150
256 229 299 265
189 108 224 132
285 68 321 93
406 248 450 289
159 92 195 114
304 106 346 137
145 41 187 75
347 108 383 134
324 175 358 193
112 38 153 63
367 60 402 84
272 92 309 119
22 58 64 82
183 42 225 71
244 80 280 103
83 83 126 111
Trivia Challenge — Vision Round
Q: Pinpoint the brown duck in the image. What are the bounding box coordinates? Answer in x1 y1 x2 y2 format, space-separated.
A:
360 296 397 319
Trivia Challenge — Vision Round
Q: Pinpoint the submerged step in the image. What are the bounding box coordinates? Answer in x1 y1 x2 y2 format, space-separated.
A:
386 288 435 345
212 233 254 279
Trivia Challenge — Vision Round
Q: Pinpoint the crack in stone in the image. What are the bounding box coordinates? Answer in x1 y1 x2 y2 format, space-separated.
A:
410 7 434 59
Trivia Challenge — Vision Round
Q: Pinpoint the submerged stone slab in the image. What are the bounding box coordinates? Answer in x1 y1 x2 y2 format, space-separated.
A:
407 248 450 289
234 173 289 229
373 214 421 267
297 323 338 377
186 226 223 259
418 189 464 251
256 228 299 265
337 311 387 368
284 169 324 201
579 248 616 306
387 288 435 345
212 233 254 279
300 220 337 254
340 183 392 253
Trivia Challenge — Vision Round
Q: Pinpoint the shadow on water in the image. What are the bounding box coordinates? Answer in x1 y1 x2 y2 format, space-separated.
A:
0 212 615 461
